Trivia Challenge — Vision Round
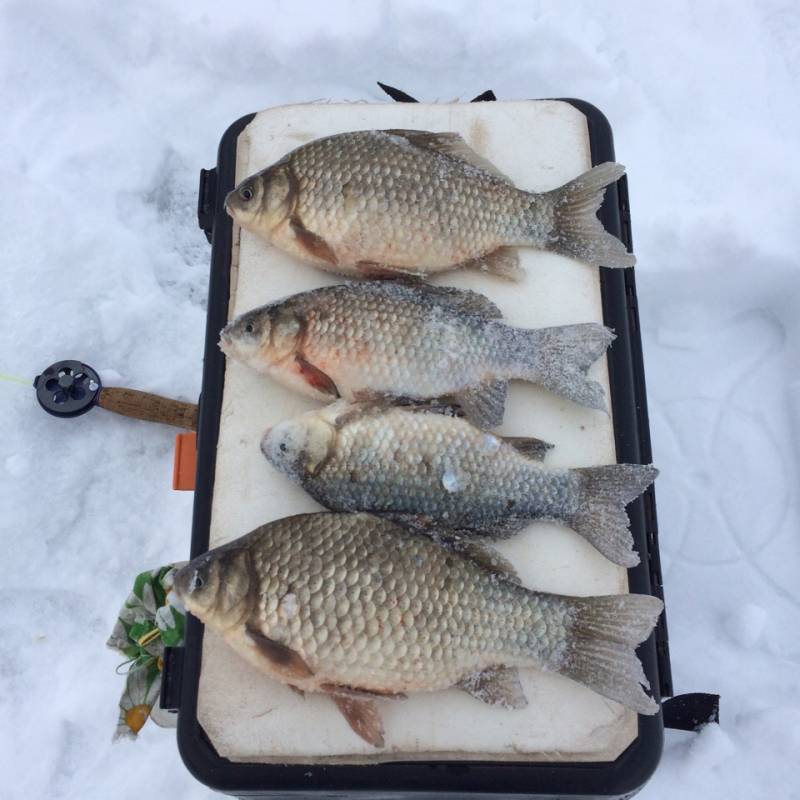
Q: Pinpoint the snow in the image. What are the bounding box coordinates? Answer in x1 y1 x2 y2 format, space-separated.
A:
0 0 798 798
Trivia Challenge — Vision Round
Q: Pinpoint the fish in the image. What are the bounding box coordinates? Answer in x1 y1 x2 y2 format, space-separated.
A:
224 129 635 279
261 401 658 567
172 512 663 748
219 281 615 425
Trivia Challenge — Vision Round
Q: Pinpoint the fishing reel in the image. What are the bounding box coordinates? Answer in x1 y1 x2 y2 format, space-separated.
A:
34 359 197 430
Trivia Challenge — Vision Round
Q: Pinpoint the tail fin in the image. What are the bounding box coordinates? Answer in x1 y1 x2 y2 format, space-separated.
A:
542 163 635 269
567 464 658 566
509 322 615 410
552 593 663 714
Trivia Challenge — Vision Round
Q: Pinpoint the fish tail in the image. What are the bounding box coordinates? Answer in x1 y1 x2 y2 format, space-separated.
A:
505 322 615 410
535 163 635 268
566 464 658 566
538 593 663 714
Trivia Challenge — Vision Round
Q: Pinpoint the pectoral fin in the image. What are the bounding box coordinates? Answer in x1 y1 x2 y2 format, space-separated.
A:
457 666 528 710
326 692 386 747
244 625 314 682
295 356 339 398
290 216 338 265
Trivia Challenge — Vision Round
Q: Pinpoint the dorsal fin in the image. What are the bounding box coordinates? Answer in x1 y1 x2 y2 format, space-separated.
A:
413 283 503 319
331 398 460 429
439 536 520 584
382 129 514 183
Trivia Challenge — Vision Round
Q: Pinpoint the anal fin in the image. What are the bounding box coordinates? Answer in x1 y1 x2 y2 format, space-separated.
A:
501 435 554 461
461 247 523 281
457 665 528 709
454 380 507 428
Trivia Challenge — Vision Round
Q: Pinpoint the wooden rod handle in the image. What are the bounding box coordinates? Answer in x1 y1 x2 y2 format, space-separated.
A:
97 387 198 431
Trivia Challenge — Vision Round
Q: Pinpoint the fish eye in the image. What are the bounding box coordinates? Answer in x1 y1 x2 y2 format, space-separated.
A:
245 322 254 334
192 571 205 591
240 186 254 201
279 443 287 453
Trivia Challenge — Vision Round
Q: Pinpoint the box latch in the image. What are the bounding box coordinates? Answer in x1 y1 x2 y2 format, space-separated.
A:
197 168 218 244
160 646 184 712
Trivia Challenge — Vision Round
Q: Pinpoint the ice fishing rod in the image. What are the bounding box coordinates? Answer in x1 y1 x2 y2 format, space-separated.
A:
33 359 197 430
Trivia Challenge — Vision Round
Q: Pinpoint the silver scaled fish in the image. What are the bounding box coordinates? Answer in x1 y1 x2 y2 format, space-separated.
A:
220 282 615 425
173 512 663 747
261 401 657 567
225 129 635 279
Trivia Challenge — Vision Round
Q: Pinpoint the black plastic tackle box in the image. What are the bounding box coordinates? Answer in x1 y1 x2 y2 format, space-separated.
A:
161 97 673 799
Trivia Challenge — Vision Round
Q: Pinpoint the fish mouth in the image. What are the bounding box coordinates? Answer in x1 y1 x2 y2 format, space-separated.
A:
224 190 236 218
171 563 192 601
259 428 273 459
218 326 233 354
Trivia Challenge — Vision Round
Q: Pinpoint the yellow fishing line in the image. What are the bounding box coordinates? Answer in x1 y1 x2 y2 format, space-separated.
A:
0 373 29 386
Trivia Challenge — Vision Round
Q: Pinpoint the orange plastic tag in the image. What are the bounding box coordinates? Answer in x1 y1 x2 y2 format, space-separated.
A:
172 431 197 491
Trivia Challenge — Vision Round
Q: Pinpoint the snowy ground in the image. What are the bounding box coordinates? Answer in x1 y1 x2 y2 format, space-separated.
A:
1 1 798 798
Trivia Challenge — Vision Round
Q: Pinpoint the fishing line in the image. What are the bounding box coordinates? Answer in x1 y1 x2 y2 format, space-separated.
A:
0 372 29 386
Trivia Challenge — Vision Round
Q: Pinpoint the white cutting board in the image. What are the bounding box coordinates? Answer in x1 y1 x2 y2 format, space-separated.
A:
197 100 636 763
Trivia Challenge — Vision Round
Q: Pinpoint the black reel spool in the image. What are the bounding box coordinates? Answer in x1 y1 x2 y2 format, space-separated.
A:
34 360 102 418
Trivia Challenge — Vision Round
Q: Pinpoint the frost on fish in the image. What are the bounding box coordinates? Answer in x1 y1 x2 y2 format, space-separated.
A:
260 402 657 567
224 129 634 277
171 512 663 748
481 434 501 454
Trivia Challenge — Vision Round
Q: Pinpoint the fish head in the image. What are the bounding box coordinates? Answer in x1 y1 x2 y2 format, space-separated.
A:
220 305 303 368
260 412 336 479
225 162 294 233
173 546 254 630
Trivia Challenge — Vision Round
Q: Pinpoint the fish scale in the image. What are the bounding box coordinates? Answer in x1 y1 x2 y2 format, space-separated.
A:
287 405 578 526
239 514 566 690
291 131 524 267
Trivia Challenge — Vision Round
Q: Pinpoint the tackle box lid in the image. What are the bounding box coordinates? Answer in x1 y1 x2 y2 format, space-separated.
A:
169 97 671 798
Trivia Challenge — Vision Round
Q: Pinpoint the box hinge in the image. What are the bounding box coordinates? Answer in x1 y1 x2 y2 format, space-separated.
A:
645 487 673 698
616 173 633 254
160 646 184 712
197 168 218 244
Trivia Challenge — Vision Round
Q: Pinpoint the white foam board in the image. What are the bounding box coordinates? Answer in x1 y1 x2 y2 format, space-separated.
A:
197 100 636 763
